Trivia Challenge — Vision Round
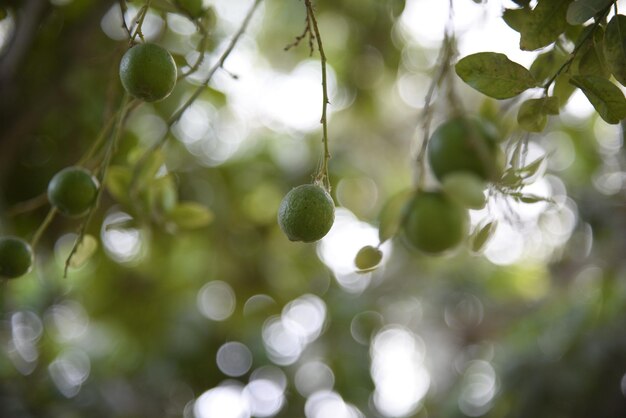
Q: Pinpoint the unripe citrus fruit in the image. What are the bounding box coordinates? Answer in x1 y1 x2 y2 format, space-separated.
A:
403 191 468 254
48 167 99 217
0 236 34 279
119 43 177 102
277 184 335 243
355 245 383 271
428 117 502 182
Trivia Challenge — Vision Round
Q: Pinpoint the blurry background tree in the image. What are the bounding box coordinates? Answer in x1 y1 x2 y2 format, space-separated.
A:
2 0 626 417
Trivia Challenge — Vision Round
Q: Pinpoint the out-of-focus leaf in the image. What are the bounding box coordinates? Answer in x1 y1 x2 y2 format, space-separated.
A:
517 97 559 132
166 202 214 229
106 166 132 204
456 52 537 99
566 0 613 25
570 75 626 123
68 235 98 268
603 14 626 86
354 245 383 272
135 150 165 189
470 221 497 253
442 173 487 210
378 189 413 243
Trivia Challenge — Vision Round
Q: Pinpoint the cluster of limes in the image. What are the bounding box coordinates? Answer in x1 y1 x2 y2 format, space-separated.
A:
274 117 501 273
0 41 179 280
402 116 502 254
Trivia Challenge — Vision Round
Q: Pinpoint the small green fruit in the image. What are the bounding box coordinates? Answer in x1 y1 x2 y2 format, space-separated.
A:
277 184 335 243
0 237 34 279
119 43 177 102
48 167 99 217
403 191 468 254
355 245 383 271
441 173 487 210
428 117 502 182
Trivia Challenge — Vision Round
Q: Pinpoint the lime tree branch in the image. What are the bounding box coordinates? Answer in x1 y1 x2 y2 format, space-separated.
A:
542 5 613 96
64 95 135 277
130 0 263 195
302 0 331 191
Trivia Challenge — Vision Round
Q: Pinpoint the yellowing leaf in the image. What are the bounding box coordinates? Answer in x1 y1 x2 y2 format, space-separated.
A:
167 202 214 229
68 235 98 269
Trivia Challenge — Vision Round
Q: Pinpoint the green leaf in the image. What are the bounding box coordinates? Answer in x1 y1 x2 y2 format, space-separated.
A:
442 173 487 210
574 27 610 77
166 202 214 229
135 150 165 189
470 221 497 253
517 97 559 132
570 75 626 123
519 0 572 51
456 52 537 99
354 245 383 272
603 14 626 86
510 193 554 204
503 8 531 33
378 189 413 243
553 73 577 105
530 49 568 84
106 166 132 204
519 156 548 179
68 235 98 269
566 0 613 25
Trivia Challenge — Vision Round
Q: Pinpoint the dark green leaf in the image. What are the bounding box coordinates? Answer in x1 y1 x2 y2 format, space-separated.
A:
566 0 613 25
456 52 537 99
503 8 531 33
570 75 626 123
517 97 560 132
603 14 626 86
519 0 571 51
574 27 610 77
553 73 577 105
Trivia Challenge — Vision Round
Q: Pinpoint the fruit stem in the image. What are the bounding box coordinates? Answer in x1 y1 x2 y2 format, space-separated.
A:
30 208 57 250
63 94 133 278
304 0 332 192
416 21 457 189
129 0 152 44
178 20 210 80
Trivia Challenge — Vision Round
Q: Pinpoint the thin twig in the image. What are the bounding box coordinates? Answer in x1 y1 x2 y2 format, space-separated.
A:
7 193 49 217
30 208 57 250
178 22 210 80
64 95 134 277
119 0 132 40
303 0 331 191
129 0 263 197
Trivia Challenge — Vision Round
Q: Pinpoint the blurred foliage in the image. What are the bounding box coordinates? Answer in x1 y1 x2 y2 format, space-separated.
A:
1 0 626 417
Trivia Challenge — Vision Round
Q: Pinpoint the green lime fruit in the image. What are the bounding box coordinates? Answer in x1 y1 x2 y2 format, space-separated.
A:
277 184 335 243
427 117 502 182
176 0 204 18
0 236 34 279
48 167 99 217
119 43 177 102
403 191 468 254
355 245 383 271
